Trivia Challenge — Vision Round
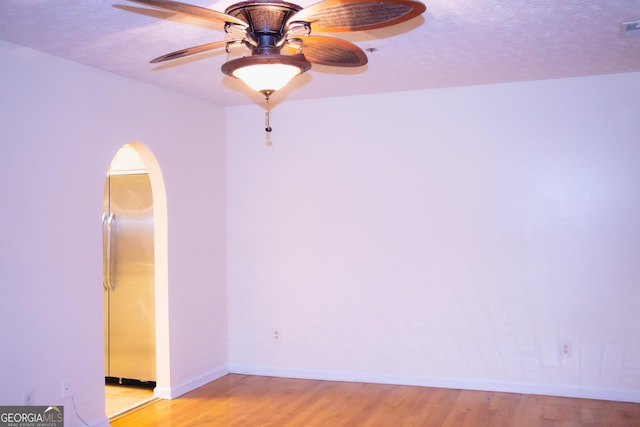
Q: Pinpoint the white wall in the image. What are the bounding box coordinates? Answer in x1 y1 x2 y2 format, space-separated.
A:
226 72 640 402
0 40 227 426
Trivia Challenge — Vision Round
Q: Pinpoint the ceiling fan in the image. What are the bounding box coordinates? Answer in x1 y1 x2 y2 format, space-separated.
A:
125 0 426 130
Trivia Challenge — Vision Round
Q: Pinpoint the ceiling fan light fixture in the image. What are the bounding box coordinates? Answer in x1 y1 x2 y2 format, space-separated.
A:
222 54 311 96
126 0 426 130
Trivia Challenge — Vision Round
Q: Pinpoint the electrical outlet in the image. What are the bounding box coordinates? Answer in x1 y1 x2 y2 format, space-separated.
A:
559 340 573 359
23 390 34 406
61 380 72 399
273 328 281 343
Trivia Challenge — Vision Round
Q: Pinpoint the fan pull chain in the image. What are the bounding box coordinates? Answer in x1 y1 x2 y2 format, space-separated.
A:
265 95 272 133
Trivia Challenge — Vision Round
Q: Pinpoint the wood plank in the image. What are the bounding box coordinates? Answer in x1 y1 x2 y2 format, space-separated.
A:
110 374 640 426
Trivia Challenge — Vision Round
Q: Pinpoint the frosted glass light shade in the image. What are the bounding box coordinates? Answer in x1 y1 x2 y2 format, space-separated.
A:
233 63 302 93
222 54 311 95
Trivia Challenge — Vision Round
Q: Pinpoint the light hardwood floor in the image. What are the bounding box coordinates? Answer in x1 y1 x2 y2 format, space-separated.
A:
110 374 640 426
106 384 155 418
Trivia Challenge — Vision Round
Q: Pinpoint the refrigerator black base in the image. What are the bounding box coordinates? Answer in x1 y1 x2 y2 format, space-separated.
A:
105 376 156 389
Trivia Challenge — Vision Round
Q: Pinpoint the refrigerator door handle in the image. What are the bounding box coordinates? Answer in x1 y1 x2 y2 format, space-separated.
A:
105 213 115 290
102 213 108 290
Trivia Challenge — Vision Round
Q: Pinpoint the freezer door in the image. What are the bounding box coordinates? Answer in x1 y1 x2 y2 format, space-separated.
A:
104 173 156 382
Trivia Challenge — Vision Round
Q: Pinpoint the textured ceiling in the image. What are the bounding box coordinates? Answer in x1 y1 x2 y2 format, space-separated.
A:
1 0 639 107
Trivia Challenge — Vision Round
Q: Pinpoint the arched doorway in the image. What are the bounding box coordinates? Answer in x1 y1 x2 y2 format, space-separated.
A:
103 143 168 417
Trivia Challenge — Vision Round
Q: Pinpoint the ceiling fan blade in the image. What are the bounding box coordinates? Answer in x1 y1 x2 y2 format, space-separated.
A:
150 40 233 63
126 0 248 27
285 35 367 67
288 0 425 32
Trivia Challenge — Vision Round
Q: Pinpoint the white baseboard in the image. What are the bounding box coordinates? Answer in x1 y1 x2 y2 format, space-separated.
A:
155 367 229 399
228 365 640 404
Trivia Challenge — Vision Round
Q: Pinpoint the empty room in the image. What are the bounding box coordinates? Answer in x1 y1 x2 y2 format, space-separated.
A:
1 0 640 426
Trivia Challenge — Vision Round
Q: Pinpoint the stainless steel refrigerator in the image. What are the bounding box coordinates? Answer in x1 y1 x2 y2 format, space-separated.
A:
103 172 156 383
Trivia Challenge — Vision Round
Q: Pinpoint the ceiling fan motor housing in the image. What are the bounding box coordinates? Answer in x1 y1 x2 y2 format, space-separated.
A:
225 0 303 53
